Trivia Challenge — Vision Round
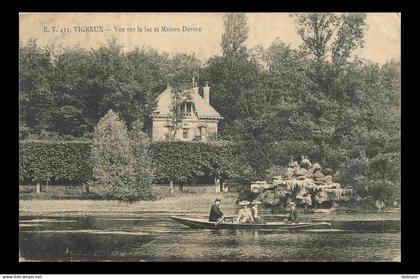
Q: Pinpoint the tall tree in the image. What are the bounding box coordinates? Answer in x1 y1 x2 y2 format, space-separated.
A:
19 39 54 137
162 54 201 140
291 13 367 93
221 13 249 58
49 47 92 137
91 110 134 200
126 47 169 134
203 13 260 136
292 13 367 65
165 83 191 141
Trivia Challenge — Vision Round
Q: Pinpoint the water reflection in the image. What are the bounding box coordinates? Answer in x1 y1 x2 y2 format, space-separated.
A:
19 213 400 262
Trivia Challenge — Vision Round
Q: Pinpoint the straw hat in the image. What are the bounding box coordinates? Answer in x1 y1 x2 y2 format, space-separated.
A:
238 200 250 206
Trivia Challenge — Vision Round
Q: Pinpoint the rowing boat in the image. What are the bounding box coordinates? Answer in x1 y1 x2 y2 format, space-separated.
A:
170 216 331 230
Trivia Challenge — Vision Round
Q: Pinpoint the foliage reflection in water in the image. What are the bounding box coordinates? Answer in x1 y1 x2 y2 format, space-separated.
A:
19 213 400 262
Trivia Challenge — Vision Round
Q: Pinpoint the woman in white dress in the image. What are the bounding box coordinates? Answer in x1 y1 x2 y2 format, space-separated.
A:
236 200 254 223
250 200 266 224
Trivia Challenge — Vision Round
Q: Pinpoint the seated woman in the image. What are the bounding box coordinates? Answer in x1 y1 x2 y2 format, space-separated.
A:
250 200 266 224
302 194 312 211
236 200 254 223
284 202 299 223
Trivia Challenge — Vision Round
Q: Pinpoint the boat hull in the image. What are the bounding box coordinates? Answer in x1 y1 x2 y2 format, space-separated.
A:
170 216 331 230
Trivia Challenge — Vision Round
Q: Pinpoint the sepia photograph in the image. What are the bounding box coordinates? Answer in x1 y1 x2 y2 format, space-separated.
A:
18 12 401 262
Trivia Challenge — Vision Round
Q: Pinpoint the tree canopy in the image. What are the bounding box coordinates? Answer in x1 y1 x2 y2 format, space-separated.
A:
19 13 400 204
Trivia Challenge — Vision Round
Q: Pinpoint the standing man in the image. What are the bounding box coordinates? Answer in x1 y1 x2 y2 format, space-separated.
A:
209 198 224 222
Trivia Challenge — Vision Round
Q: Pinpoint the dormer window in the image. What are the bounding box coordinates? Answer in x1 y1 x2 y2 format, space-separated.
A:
181 101 195 117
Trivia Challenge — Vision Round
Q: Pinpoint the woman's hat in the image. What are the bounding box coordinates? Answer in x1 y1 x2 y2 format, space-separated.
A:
288 202 296 206
251 200 261 205
238 200 250 206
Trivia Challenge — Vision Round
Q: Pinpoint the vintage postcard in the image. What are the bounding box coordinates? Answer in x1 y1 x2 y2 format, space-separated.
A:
19 12 401 262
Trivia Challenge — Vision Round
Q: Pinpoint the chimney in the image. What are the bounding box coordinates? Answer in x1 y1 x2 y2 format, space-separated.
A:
203 82 210 104
192 77 199 95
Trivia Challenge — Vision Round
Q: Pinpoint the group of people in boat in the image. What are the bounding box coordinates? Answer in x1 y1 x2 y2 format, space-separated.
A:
236 200 266 224
208 198 299 224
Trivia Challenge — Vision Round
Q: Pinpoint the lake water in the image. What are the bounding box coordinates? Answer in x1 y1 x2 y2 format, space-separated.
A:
19 212 400 262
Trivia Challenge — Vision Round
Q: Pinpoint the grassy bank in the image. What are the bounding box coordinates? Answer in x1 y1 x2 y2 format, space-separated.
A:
19 192 238 217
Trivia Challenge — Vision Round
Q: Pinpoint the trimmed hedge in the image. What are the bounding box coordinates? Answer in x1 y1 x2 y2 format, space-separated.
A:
19 140 239 185
150 141 238 184
19 140 92 184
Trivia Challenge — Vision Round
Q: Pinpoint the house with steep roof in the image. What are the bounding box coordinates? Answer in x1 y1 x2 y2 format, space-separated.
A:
150 82 223 141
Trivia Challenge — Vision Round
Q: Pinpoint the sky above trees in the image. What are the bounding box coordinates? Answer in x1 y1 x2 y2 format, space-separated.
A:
19 13 400 65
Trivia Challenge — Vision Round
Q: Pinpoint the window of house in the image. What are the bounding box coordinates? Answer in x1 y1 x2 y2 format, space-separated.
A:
183 128 189 139
199 126 207 138
181 102 194 116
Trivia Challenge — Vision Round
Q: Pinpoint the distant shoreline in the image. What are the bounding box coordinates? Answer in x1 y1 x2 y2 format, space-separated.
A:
19 193 238 217
19 198 400 221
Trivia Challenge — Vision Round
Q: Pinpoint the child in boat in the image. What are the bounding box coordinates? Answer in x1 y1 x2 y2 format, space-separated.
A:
251 200 266 224
236 200 254 223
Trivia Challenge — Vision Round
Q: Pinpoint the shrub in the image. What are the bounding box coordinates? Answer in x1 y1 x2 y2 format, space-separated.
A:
264 165 286 183
366 179 397 206
336 156 370 193
368 152 401 182
228 164 258 202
